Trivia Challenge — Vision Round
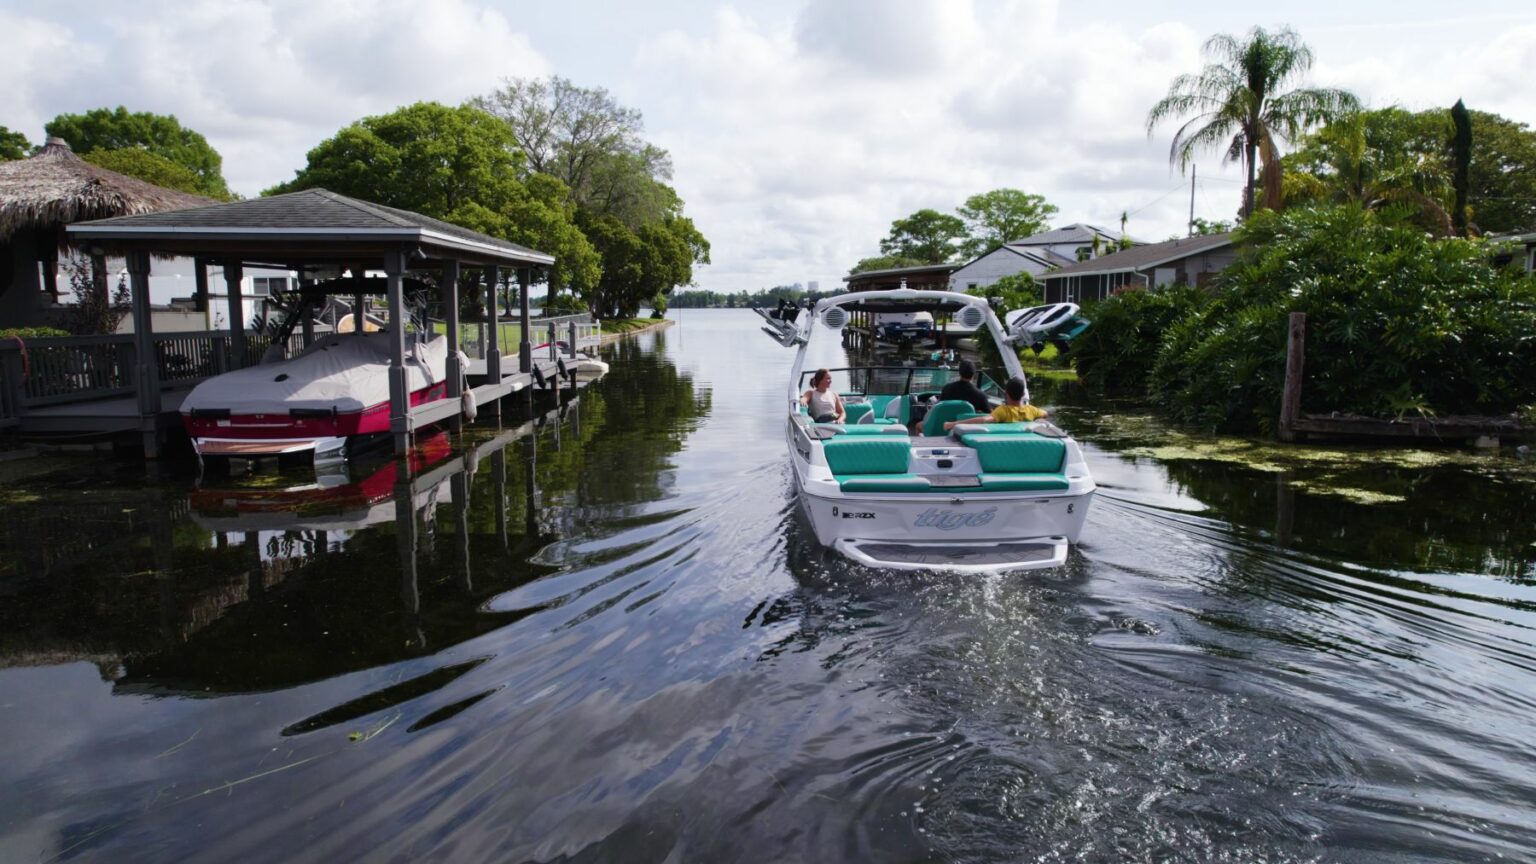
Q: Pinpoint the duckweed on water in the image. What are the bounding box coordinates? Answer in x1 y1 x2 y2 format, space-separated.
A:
1089 413 1536 487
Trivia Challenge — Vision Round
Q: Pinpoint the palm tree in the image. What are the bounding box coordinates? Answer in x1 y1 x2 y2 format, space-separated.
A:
1283 108 1455 235
1147 26 1359 218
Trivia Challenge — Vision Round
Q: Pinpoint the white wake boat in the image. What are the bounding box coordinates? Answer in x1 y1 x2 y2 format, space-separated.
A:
762 289 1095 572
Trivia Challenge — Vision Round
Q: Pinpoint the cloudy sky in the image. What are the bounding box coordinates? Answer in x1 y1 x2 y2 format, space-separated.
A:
4 0 1534 292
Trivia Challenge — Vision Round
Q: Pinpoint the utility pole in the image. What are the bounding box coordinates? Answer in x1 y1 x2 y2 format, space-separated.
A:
1188 164 1197 237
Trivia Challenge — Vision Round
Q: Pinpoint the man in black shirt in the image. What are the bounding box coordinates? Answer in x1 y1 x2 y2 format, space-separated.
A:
938 359 992 413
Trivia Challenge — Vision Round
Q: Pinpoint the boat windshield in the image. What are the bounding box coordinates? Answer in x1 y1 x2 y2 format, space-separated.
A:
799 366 1005 399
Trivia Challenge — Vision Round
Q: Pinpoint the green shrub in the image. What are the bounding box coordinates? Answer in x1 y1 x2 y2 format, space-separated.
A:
0 326 70 339
1151 204 1536 432
1069 284 1212 391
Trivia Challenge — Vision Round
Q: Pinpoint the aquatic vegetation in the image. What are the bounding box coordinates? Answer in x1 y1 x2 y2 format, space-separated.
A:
1151 205 1536 432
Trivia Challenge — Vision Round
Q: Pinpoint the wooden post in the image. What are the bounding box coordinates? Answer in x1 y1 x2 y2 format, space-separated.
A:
386 251 410 455
492 446 508 550
394 476 424 649
193 258 209 315
1278 311 1306 443
518 268 532 374
224 262 246 369
452 469 472 591
298 274 315 347
127 251 162 458
485 265 501 384
443 259 462 431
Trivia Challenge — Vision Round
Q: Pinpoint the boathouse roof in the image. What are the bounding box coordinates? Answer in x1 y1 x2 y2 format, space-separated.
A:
0 138 213 242
67 187 554 269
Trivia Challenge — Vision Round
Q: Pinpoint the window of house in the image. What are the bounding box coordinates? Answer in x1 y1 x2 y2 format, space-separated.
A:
253 276 288 295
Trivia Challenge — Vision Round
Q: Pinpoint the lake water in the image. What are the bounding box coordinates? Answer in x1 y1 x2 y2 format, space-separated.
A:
3 308 1535 863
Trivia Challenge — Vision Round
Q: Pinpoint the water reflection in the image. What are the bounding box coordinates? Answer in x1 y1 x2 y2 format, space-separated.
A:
5 312 1536 863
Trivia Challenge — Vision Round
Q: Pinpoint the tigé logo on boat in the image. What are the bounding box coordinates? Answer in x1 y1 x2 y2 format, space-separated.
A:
914 507 996 530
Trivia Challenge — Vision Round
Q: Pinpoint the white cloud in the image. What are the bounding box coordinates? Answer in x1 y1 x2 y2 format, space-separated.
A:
0 0 549 195
5 1 1535 292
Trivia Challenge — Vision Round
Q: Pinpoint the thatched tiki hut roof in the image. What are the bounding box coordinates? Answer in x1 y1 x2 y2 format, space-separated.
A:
0 137 212 327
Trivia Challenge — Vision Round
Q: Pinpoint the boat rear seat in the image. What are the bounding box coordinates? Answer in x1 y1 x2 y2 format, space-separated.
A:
960 432 1070 491
814 424 908 436
823 436 930 491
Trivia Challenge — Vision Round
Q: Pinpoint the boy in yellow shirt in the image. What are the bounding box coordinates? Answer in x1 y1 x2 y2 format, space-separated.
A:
944 376 1047 430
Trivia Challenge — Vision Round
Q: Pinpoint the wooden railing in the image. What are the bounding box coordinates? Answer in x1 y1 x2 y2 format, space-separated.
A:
431 313 599 361
0 330 309 420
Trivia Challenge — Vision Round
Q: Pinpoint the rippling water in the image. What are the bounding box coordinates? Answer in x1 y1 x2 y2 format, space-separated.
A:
3 309 1535 863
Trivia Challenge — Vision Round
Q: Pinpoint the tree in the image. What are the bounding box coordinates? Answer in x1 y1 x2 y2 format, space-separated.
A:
955 189 1058 259
1465 110 1536 233
82 148 206 196
1147 26 1358 218
472 79 708 301
579 213 708 319
0 126 30 161
270 102 600 304
1282 108 1454 234
879 208 967 262
45 107 233 199
1189 217 1234 236
850 255 925 274
1450 99 1471 237
472 77 673 220
969 272 1040 312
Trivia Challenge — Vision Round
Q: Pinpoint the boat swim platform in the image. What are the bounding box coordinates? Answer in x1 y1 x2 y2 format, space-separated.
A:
15 358 586 444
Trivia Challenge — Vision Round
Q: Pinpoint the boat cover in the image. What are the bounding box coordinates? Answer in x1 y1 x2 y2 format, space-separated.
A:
182 332 448 416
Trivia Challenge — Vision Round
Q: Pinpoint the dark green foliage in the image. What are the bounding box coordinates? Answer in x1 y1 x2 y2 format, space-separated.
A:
1070 285 1212 392
670 284 822 308
850 255 924 274
956 189 1058 259
1450 100 1471 236
579 213 708 319
971 272 1040 313
879 209 967 263
271 102 601 303
0 326 69 339
46 107 232 199
0 126 31 161
58 255 130 335
1465 110 1536 233
1150 205 1536 432
82 148 206 196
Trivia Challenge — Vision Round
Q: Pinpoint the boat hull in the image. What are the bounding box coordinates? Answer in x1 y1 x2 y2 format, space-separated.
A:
184 381 447 461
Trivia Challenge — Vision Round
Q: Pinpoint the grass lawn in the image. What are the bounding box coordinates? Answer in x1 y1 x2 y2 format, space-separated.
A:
1016 342 1081 382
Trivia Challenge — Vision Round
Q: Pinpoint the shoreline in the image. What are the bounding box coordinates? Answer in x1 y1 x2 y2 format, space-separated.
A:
599 318 675 344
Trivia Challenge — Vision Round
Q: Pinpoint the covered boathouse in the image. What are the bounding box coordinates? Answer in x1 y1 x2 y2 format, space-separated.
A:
64 188 555 457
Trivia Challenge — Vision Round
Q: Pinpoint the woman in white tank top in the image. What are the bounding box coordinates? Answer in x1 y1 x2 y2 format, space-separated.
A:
802 368 845 423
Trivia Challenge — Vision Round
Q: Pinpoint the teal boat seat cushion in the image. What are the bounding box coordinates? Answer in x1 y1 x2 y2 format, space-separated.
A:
922 400 986 437
951 421 1036 435
814 424 908 436
963 434 1065 473
978 472 1070 491
837 474 932 492
823 437 911 474
844 402 873 424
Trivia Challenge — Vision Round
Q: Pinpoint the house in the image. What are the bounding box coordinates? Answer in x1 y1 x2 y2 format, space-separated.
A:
1492 231 1536 273
1042 233 1236 305
1008 223 1130 263
949 223 1137 293
949 244 1061 292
